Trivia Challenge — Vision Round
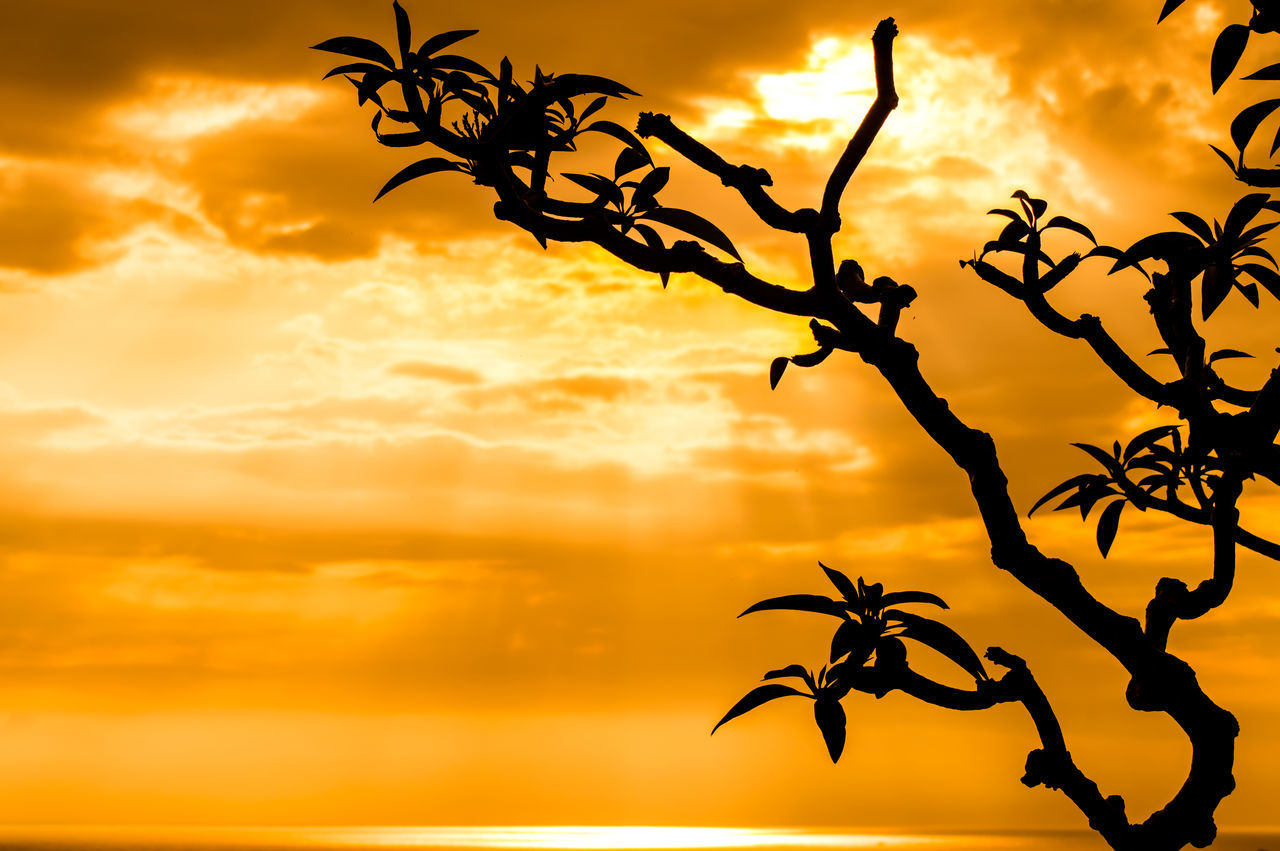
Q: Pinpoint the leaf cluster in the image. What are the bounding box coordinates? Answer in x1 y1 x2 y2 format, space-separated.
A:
714 563 986 762
1163 0 1280 184
1108 193 1280 319
961 191 1100 295
314 2 741 269
1029 425 1226 557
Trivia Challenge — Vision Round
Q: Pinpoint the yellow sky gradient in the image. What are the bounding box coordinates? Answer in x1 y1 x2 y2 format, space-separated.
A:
1 0 1279 833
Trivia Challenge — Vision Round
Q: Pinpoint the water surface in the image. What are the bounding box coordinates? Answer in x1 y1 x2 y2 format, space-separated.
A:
0 826 1274 851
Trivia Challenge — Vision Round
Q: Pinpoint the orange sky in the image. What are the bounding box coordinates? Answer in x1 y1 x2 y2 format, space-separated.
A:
1 0 1279 833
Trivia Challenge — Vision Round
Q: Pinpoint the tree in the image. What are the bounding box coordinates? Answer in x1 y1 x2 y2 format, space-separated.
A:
314 3 1280 848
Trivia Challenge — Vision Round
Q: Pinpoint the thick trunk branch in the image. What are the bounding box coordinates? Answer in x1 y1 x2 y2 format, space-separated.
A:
1144 473 1244 650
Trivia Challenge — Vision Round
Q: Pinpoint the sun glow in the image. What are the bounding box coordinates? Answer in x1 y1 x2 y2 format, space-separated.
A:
290 827 955 849
687 31 1110 261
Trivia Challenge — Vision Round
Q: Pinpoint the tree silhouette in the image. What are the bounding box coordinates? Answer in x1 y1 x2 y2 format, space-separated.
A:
316 3 1280 849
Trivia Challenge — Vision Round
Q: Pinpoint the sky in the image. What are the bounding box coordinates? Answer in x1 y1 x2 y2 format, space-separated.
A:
1 0 1280 835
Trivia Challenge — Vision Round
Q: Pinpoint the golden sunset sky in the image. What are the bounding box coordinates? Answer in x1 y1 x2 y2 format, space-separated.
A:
1 0 1279 833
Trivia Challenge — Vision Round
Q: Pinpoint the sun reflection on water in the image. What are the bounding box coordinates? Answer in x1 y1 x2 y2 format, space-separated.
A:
291 827 956 849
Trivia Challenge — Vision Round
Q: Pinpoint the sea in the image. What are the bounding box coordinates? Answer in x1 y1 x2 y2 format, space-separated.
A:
0 827 1274 851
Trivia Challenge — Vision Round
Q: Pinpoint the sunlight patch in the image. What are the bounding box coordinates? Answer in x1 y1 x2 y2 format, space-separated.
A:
110 77 323 141
685 32 1111 262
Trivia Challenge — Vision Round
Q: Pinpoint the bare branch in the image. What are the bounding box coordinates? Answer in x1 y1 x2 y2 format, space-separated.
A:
819 18 899 226
985 648 1133 848
635 112 815 234
967 261 1178 405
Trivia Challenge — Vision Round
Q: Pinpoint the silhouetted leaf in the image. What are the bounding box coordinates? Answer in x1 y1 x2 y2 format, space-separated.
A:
1242 261 1280 299
1148 348 1175 357
640 207 741 260
879 590 949 610
374 158 467 200
1056 483 1119 520
987 207 1025 223
813 697 846 762
417 29 479 58
578 96 608 125
1085 245 1151 279
1123 425 1178 463
739 594 846 619
632 224 668 287
888 610 988 681
769 356 788 390
614 146 649 180
1029 473 1100 516
322 62 388 80
1211 25 1250 93
1157 0 1188 23
1238 280 1261 307
763 664 811 683
553 73 639 99
1126 231 1205 268
1202 264 1233 318
1231 99 1280 152
790 347 832 368
1209 144 1238 173
563 172 623 207
1170 211 1214 243
1011 190 1047 222
999 219 1030 242
346 71 393 107
1072 442 1124 477
630 166 670 211
875 636 907 670
498 56 514 100
312 36 396 68
429 54 496 80
1223 193 1271 236
820 562 859 602
453 87 496 117
980 239 1055 267
1042 215 1097 244
1245 62 1280 81
830 619 870 663
392 1 412 61
1240 227 1280 252
1209 348 1254 362
374 128 430 147
581 120 652 168
1096 499 1125 558
712 684 809 734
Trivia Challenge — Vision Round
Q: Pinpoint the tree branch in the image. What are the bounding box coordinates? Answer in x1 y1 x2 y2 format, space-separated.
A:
1236 166 1280 187
852 650 1134 847
1109 469 1280 561
489 186 819 317
967 259 1177 406
819 18 899 227
984 648 1133 847
1144 473 1244 650
635 112 816 234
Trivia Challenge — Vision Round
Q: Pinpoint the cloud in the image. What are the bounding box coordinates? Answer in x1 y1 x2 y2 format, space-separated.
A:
385 360 484 384
0 162 118 275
